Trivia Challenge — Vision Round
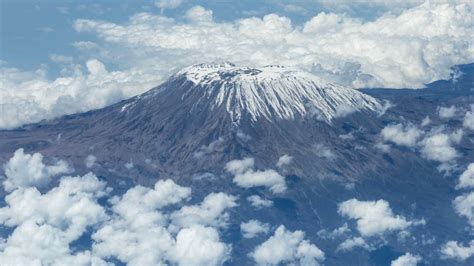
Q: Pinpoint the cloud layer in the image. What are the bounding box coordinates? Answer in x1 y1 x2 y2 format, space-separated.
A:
1 1 473 129
0 149 237 266
225 158 287 194
338 198 423 237
250 225 325 265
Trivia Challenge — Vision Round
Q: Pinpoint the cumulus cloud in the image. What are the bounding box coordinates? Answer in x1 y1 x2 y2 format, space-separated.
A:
375 142 391 153
438 105 458 119
0 150 236 265
421 116 431 127
247 195 273 209
2 1 473 129
226 158 287 194
419 129 463 170
338 198 424 237
314 143 336 160
170 192 237 229
463 105 474 130
170 225 231 266
318 223 350 240
250 225 325 266
240 220 270 239
85 154 97 168
91 180 234 265
334 104 356 118
194 137 225 158
377 100 395 117
276 154 293 168
125 160 134 169
337 237 371 252
92 179 234 266
185 5 213 23
2 148 72 191
456 163 474 190
0 173 109 265
391 253 422 266
381 123 423 147
441 240 474 261
453 192 474 227
378 121 463 172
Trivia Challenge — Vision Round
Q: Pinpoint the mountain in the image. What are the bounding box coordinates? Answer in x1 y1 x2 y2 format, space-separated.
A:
170 62 380 123
0 63 387 183
0 63 473 265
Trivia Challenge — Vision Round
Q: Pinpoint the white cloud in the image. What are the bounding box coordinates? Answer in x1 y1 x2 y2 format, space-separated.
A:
0 173 109 265
226 158 287 194
247 195 273 209
453 192 474 227
85 154 97 168
3 148 72 191
72 41 98 50
456 163 474 190
170 225 231 266
194 137 225 158
391 253 422 266
438 105 457 119
240 220 270 238
375 142 391 153
72 1 474 90
318 223 350 240
170 192 237 229
338 198 423 237
125 160 134 169
225 157 255 174
250 225 325 266
421 116 431 127
419 130 462 169
441 240 474 261
463 105 474 130
337 237 371 252
334 104 356 118
49 54 73 64
93 179 234 266
236 130 252 141
381 123 423 147
339 132 354 140
0 59 160 129
319 0 425 15
377 100 394 117
314 143 336 160
185 6 213 23
155 0 183 9
276 154 293 168
0 150 235 265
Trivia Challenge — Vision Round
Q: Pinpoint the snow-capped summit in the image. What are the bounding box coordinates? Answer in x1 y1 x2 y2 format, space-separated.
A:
167 62 381 123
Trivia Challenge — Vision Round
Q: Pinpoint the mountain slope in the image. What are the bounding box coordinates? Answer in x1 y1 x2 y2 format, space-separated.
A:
0 63 388 182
